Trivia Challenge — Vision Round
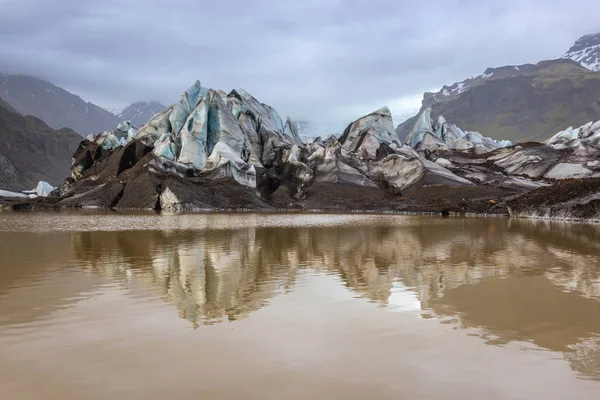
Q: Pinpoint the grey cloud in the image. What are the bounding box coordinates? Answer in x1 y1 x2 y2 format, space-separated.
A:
1 0 599 133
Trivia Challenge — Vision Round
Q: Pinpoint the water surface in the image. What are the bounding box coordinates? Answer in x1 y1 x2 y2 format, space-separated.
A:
0 212 599 399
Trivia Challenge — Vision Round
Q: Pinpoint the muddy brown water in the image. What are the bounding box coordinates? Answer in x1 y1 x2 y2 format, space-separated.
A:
0 212 599 399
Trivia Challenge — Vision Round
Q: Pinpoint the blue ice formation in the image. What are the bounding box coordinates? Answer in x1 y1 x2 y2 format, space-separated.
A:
405 108 512 152
85 80 302 188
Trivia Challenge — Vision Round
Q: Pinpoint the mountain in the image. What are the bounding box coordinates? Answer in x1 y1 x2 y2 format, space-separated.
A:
0 96 17 113
0 74 119 135
396 59 600 143
0 97 81 191
114 101 166 126
563 33 600 71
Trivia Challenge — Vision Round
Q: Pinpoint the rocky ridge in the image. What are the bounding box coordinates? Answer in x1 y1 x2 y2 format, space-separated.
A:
1 74 170 135
0 99 81 191
563 33 600 72
396 56 600 144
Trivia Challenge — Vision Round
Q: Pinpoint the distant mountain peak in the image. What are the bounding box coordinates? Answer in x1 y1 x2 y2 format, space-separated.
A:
0 74 119 134
563 32 600 71
0 97 81 191
116 100 167 126
396 58 600 144
424 59 584 107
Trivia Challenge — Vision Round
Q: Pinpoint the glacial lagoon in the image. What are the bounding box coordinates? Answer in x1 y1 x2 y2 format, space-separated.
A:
0 212 599 399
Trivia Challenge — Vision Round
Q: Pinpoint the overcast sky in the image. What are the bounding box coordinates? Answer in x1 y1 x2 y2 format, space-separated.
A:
1 0 599 132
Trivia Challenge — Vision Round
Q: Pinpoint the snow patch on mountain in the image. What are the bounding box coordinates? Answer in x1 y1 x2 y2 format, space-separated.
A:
116 101 167 126
563 33 600 71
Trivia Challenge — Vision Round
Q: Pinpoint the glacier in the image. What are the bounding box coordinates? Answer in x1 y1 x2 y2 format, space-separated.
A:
545 119 600 156
404 108 512 153
78 81 307 188
3 78 594 222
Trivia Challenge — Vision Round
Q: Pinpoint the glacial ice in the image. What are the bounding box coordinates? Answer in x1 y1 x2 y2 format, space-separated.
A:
0 189 28 198
153 132 179 161
435 158 453 168
419 132 448 152
91 83 304 188
127 127 137 141
177 96 209 169
284 117 304 146
1 181 55 199
205 141 257 188
404 108 432 148
544 163 596 180
237 88 285 136
545 119 600 155
87 121 137 151
206 91 248 159
406 108 512 152
66 78 600 208
169 80 206 136
366 143 472 192
452 138 474 151
339 106 399 156
488 146 558 178
135 106 174 143
31 181 56 197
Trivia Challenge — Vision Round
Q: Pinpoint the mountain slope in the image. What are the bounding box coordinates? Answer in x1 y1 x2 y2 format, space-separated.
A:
396 59 600 143
115 101 166 126
563 33 600 71
0 74 119 135
0 98 81 191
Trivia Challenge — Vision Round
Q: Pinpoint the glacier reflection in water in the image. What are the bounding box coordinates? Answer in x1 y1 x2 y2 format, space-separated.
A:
0 213 599 398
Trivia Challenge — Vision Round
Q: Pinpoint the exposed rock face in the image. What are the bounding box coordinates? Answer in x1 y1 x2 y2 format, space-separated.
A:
0 98 81 191
0 74 119 135
563 33 600 72
396 59 600 143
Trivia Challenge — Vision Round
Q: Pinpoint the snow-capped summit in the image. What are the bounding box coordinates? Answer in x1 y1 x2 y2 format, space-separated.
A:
563 33 600 71
116 101 166 126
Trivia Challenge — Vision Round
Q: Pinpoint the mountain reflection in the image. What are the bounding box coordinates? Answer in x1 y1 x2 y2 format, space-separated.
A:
1 215 599 380
68 218 600 379
71 220 600 319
